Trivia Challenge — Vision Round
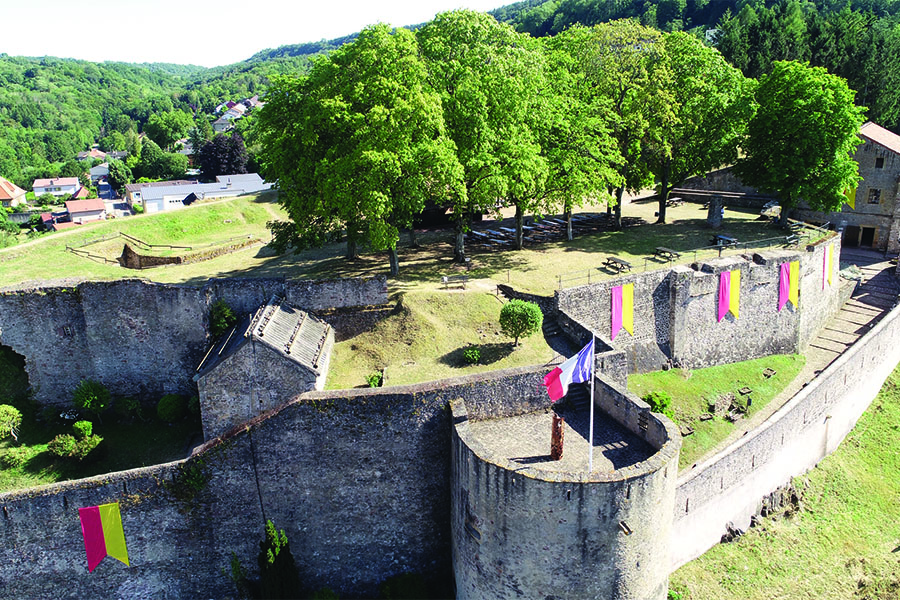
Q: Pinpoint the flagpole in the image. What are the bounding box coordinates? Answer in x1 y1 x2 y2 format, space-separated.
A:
588 334 595 472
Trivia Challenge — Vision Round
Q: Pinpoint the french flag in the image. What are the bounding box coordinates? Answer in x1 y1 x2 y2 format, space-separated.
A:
542 338 594 402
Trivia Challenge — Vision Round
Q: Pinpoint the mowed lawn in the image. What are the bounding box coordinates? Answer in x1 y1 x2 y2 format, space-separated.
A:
670 363 900 600
0 192 816 295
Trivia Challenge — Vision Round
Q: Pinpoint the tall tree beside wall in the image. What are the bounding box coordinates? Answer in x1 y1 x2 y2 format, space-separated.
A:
257 24 464 275
644 32 755 223
198 134 248 181
736 60 865 226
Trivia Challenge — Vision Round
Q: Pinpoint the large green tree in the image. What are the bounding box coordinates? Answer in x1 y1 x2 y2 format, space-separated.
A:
257 24 464 275
417 10 549 258
736 60 865 226
645 32 755 223
143 110 193 151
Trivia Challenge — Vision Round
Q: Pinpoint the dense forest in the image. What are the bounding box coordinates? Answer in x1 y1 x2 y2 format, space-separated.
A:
2 0 900 191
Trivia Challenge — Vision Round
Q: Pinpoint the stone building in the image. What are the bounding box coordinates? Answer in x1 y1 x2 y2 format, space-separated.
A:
195 295 334 440
795 121 900 251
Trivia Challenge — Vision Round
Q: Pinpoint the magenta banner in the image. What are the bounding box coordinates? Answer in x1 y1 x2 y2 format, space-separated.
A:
718 271 731 322
79 506 106 573
778 262 790 311
611 285 623 340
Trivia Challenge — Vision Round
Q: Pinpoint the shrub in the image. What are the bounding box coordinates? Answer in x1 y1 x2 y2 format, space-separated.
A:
48 434 78 458
72 420 92 440
73 379 110 422
2 446 32 468
114 396 141 421
187 395 200 417
132 204 144 214
72 434 104 461
499 300 543 346
311 588 340 600
463 346 481 365
209 299 237 339
366 371 383 388
157 394 187 422
643 391 675 419
0 404 22 441
258 520 302 600
380 573 428 599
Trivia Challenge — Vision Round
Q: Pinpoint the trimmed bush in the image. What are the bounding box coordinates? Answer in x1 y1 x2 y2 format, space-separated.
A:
366 371 383 388
0 404 22 441
48 434 78 458
499 300 543 346
73 379 110 421
72 420 93 440
2 446 31 468
209 299 237 339
463 346 481 365
643 391 675 419
157 394 187 422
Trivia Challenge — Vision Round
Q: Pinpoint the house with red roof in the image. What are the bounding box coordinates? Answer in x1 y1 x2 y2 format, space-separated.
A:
65 198 106 224
33 177 80 198
0 177 27 208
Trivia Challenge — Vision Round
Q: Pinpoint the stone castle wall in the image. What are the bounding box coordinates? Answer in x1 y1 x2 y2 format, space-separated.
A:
0 276 386 406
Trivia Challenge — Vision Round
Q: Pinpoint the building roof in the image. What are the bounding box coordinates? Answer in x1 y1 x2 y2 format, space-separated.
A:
0 177 26 201
51 221 77 231
859 122 900 156
72 186 90 199
33 177 79 188
65 198 105 213
196 296 331 378
77 148 107 160
137 174 270 203
124 179 197 193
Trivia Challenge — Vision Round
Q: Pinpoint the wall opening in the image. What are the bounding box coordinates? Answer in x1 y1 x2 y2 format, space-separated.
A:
0 343 30 408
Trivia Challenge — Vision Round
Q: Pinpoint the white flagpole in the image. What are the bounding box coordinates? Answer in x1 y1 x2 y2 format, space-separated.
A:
588 334 595 472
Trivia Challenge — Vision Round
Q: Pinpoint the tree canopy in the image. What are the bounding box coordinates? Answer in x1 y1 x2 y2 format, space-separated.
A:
736 60 865 224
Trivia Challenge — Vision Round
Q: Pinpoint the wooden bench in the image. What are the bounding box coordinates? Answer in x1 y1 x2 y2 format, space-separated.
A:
666 197 684 207
441 275 469 289
654 247 681 261
604 256 632 273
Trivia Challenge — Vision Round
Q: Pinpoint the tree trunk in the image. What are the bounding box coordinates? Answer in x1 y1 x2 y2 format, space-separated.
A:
614 187 624 230
778 203 790 229
454 216 466 263
388 246 400 276
346 232 359 260
407 227 419 249
514 204 524 250
657 163 670 224
564 208 573 241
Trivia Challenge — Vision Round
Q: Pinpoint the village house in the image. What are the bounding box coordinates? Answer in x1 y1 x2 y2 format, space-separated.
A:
89 162 109 183
76 148 106 161
64 198 106 224
124 179 197 210
32 177 80 198
0 176 27 208
125 174 270 213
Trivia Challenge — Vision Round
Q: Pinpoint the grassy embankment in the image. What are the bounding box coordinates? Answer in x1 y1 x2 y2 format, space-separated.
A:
628 355 806 469
670 363 900 600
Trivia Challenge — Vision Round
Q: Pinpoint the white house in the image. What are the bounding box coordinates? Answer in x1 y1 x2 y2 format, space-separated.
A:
89 163 109 183
33 177 80 197
0 177 27 208
65 199 106 224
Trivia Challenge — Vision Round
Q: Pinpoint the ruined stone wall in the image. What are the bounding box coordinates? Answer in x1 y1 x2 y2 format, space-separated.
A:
670 300 900 570
0 276 386 406
450 377 680 600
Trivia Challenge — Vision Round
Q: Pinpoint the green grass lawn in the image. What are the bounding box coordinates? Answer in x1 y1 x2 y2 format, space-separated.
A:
669 362 900 600
628 355 806 469
327 288 557 389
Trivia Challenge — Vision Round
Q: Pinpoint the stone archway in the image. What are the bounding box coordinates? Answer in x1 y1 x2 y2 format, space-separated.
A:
0 342 29 405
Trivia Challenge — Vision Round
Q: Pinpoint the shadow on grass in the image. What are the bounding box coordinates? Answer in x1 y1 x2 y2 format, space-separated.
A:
439 342 515 368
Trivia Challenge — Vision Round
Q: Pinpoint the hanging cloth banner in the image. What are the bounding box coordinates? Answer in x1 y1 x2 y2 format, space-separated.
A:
827 245 834 287
730 270 741 318
778 263 790 311
621 283 634 335
718 271 731 322
79 502 130 573
611 285 623 340
844 186 856 210
789 261 800 308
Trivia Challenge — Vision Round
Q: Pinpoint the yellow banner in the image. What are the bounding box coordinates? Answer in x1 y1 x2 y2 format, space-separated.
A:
844 186 856 210
729 270 741 318
789 261 800 308
98 503 129 567
622 283 634 336
827 245 833 285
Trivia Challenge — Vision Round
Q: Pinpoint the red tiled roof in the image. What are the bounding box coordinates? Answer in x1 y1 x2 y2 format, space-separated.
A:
0 176 26 201
33 177 79 188
65 198 105 213
72 186 90 199
859 122 900 156
52 222 78 231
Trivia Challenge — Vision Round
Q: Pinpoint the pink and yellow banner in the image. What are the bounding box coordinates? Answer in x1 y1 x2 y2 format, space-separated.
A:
611 283 634 340
779 262 799 311
719 270 740 321
823 245 833 288
79 502 129 573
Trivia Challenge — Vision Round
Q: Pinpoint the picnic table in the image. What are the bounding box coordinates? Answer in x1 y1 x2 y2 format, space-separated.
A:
441 275 468 289
666 197 684 207
604 256 632 273
711 234 737 247
654 247 681 261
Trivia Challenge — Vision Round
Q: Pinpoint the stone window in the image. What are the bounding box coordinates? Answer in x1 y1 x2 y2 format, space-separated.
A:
875 157 885 169
868 188 882 204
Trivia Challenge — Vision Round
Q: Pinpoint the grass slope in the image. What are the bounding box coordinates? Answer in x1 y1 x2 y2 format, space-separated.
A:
670 363 900 600
327 289 556 389
628 355 806 469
